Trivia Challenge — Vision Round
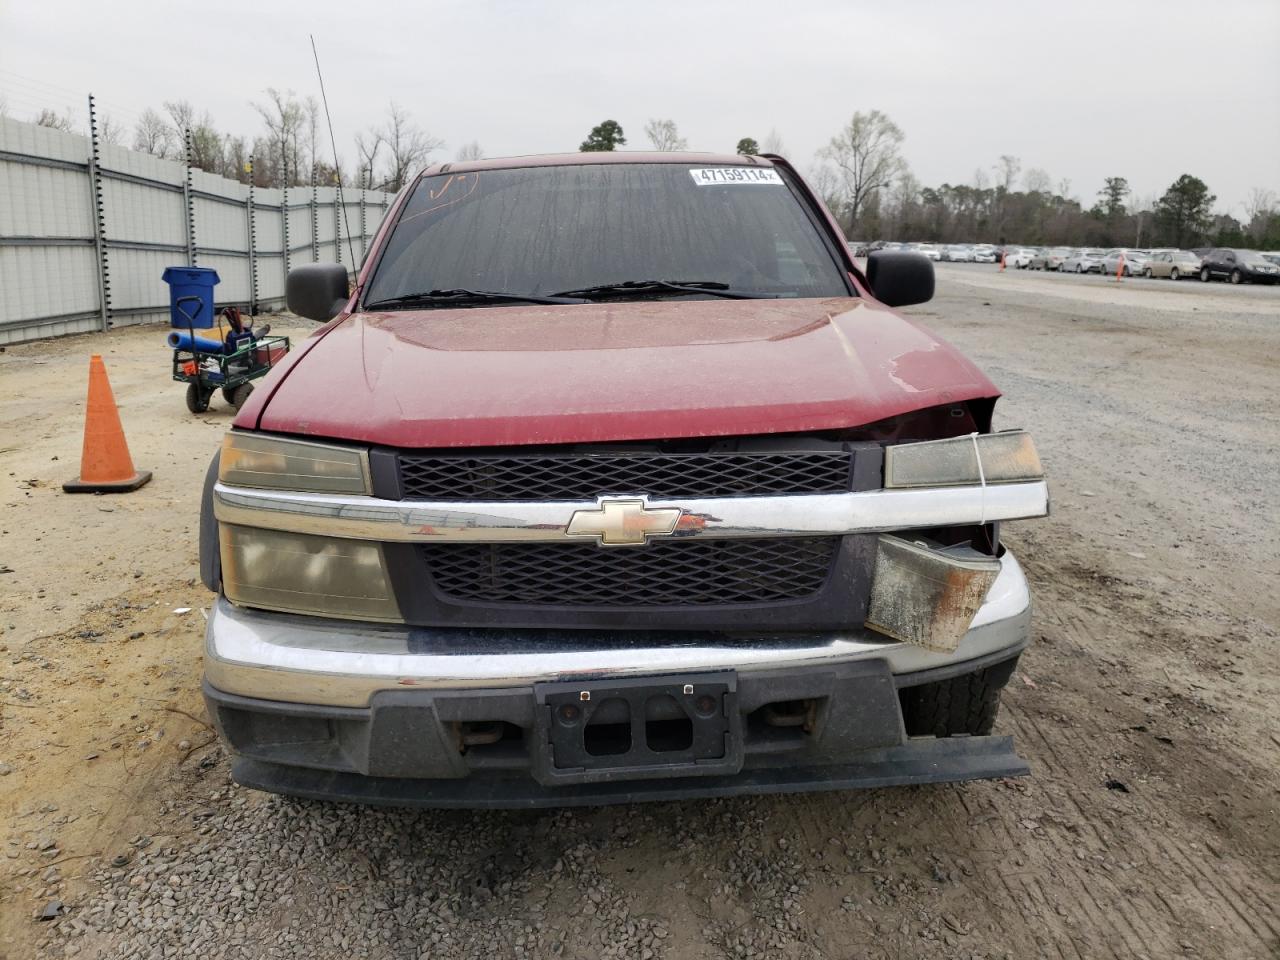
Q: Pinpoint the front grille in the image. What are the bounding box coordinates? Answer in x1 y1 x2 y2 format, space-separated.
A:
398 451 852 501
422 538 838 606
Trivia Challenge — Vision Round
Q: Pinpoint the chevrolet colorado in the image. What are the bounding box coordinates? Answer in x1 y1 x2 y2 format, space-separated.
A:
199 152 1049 807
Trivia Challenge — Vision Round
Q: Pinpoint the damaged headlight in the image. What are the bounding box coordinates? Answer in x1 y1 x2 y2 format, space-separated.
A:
219 524 401 622
884 431 1043 489
219 432 371 495
865 535 1001 653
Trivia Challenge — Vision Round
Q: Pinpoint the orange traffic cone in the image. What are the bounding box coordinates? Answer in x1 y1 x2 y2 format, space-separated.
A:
63 355 152 493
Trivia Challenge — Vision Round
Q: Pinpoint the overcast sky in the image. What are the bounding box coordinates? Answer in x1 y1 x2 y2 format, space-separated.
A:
2 0 1277 215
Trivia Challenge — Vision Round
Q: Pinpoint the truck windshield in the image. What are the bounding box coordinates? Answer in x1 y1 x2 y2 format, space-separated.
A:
362 163 851 307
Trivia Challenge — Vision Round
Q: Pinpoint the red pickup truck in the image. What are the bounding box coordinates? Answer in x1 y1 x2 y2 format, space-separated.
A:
199 152 1049 806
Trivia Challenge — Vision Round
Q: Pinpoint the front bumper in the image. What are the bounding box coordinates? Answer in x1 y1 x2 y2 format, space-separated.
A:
205 551 1031 707
202 553 1032 805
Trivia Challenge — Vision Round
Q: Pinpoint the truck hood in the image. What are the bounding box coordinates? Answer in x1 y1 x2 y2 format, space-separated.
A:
251 297 998 447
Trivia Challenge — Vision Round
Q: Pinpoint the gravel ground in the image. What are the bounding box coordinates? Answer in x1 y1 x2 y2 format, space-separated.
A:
2 268 1278 959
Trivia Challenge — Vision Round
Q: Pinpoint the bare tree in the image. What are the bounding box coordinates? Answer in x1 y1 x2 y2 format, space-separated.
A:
806 164 841 214
377 101 443 191
1244 187 1277 242
818 110 906 233
762 128 786 155
354 131 383 188
35 108 75 132
303 97 321 178
456 141 484 162
133 108 174 157
1131 192 1157 246
644 118 687 151
164 100 196 138
993 155 1021 194
254 88 307 186
99 114 124 145
1023 167 1052 195
163 99 223 172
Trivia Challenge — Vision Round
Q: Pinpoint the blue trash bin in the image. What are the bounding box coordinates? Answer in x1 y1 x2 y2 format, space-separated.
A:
162 266 220 329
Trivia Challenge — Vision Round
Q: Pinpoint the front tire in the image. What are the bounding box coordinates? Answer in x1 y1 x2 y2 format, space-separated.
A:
1170 267 1180 281
185 382 213 414
1200 267 1211 282
900 658 1020 737
1230 269 1243 284
1143 267 1152 278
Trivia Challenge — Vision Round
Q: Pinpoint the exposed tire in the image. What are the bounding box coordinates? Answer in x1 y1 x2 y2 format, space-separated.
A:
1230 269 1242 284
1170 267 1180 281
223 382 254 409
1076 264 1084 274
1143 267 1152 278
1200 267 1211 282
186 382 213 414
900 658 1020 737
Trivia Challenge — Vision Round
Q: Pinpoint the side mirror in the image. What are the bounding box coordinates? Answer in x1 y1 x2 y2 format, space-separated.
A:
865 251 935 307
286 263 350 322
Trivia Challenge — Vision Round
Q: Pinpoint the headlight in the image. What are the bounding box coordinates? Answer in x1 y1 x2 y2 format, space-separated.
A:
884 431 1043 488
219 524 401 622
219 432 371 494
866 535 1001 652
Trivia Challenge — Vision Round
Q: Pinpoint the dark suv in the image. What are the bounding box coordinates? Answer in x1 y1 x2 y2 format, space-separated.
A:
1199 249 1280 285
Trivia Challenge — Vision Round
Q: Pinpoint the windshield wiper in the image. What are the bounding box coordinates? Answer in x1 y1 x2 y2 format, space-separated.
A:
363 288 588 310
548 279 780 300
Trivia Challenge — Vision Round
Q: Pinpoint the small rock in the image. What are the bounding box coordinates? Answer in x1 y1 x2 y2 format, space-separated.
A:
38 899 63 921
0 762 12 776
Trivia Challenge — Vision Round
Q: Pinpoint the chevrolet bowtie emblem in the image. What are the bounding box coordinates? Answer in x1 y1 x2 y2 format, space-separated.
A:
566 498 683 546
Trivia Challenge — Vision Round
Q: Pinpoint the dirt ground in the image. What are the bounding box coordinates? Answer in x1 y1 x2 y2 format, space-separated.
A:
1 269 1277 959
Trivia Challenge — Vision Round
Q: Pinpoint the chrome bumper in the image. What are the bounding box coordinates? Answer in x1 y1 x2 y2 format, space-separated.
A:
204 552 1032 708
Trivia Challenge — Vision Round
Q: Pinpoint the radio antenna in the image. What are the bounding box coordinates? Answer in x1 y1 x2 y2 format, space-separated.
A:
310 34 358 269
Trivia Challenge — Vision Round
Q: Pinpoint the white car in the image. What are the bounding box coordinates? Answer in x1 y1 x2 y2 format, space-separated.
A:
972 245 998 263
1100 249 1150 277
1006 248 1036 269
945 244 976 262
915 243 942 261
1061 249 1107 274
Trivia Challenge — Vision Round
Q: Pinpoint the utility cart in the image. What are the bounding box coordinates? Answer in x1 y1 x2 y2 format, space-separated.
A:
162 267 290 413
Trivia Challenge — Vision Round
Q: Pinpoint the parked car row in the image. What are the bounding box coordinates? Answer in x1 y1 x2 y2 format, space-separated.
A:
854 242 1280 285
1029 246 1279 284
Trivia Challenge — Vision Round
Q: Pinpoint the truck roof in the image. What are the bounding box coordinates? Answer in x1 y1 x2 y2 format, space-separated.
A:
428 151 777 177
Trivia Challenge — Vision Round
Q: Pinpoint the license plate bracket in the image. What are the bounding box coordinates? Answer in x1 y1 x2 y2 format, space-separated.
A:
532 673 742 785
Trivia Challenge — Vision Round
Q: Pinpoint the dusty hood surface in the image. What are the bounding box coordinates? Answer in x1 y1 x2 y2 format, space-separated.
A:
249 297 998 447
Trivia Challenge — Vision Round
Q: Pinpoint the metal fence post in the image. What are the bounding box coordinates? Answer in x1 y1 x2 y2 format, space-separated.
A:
310 165 319 263
334 178 343 269
86 93 111 332
246 154 258 315
183 127 196 266
359 167 368 262
281 158 290 294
